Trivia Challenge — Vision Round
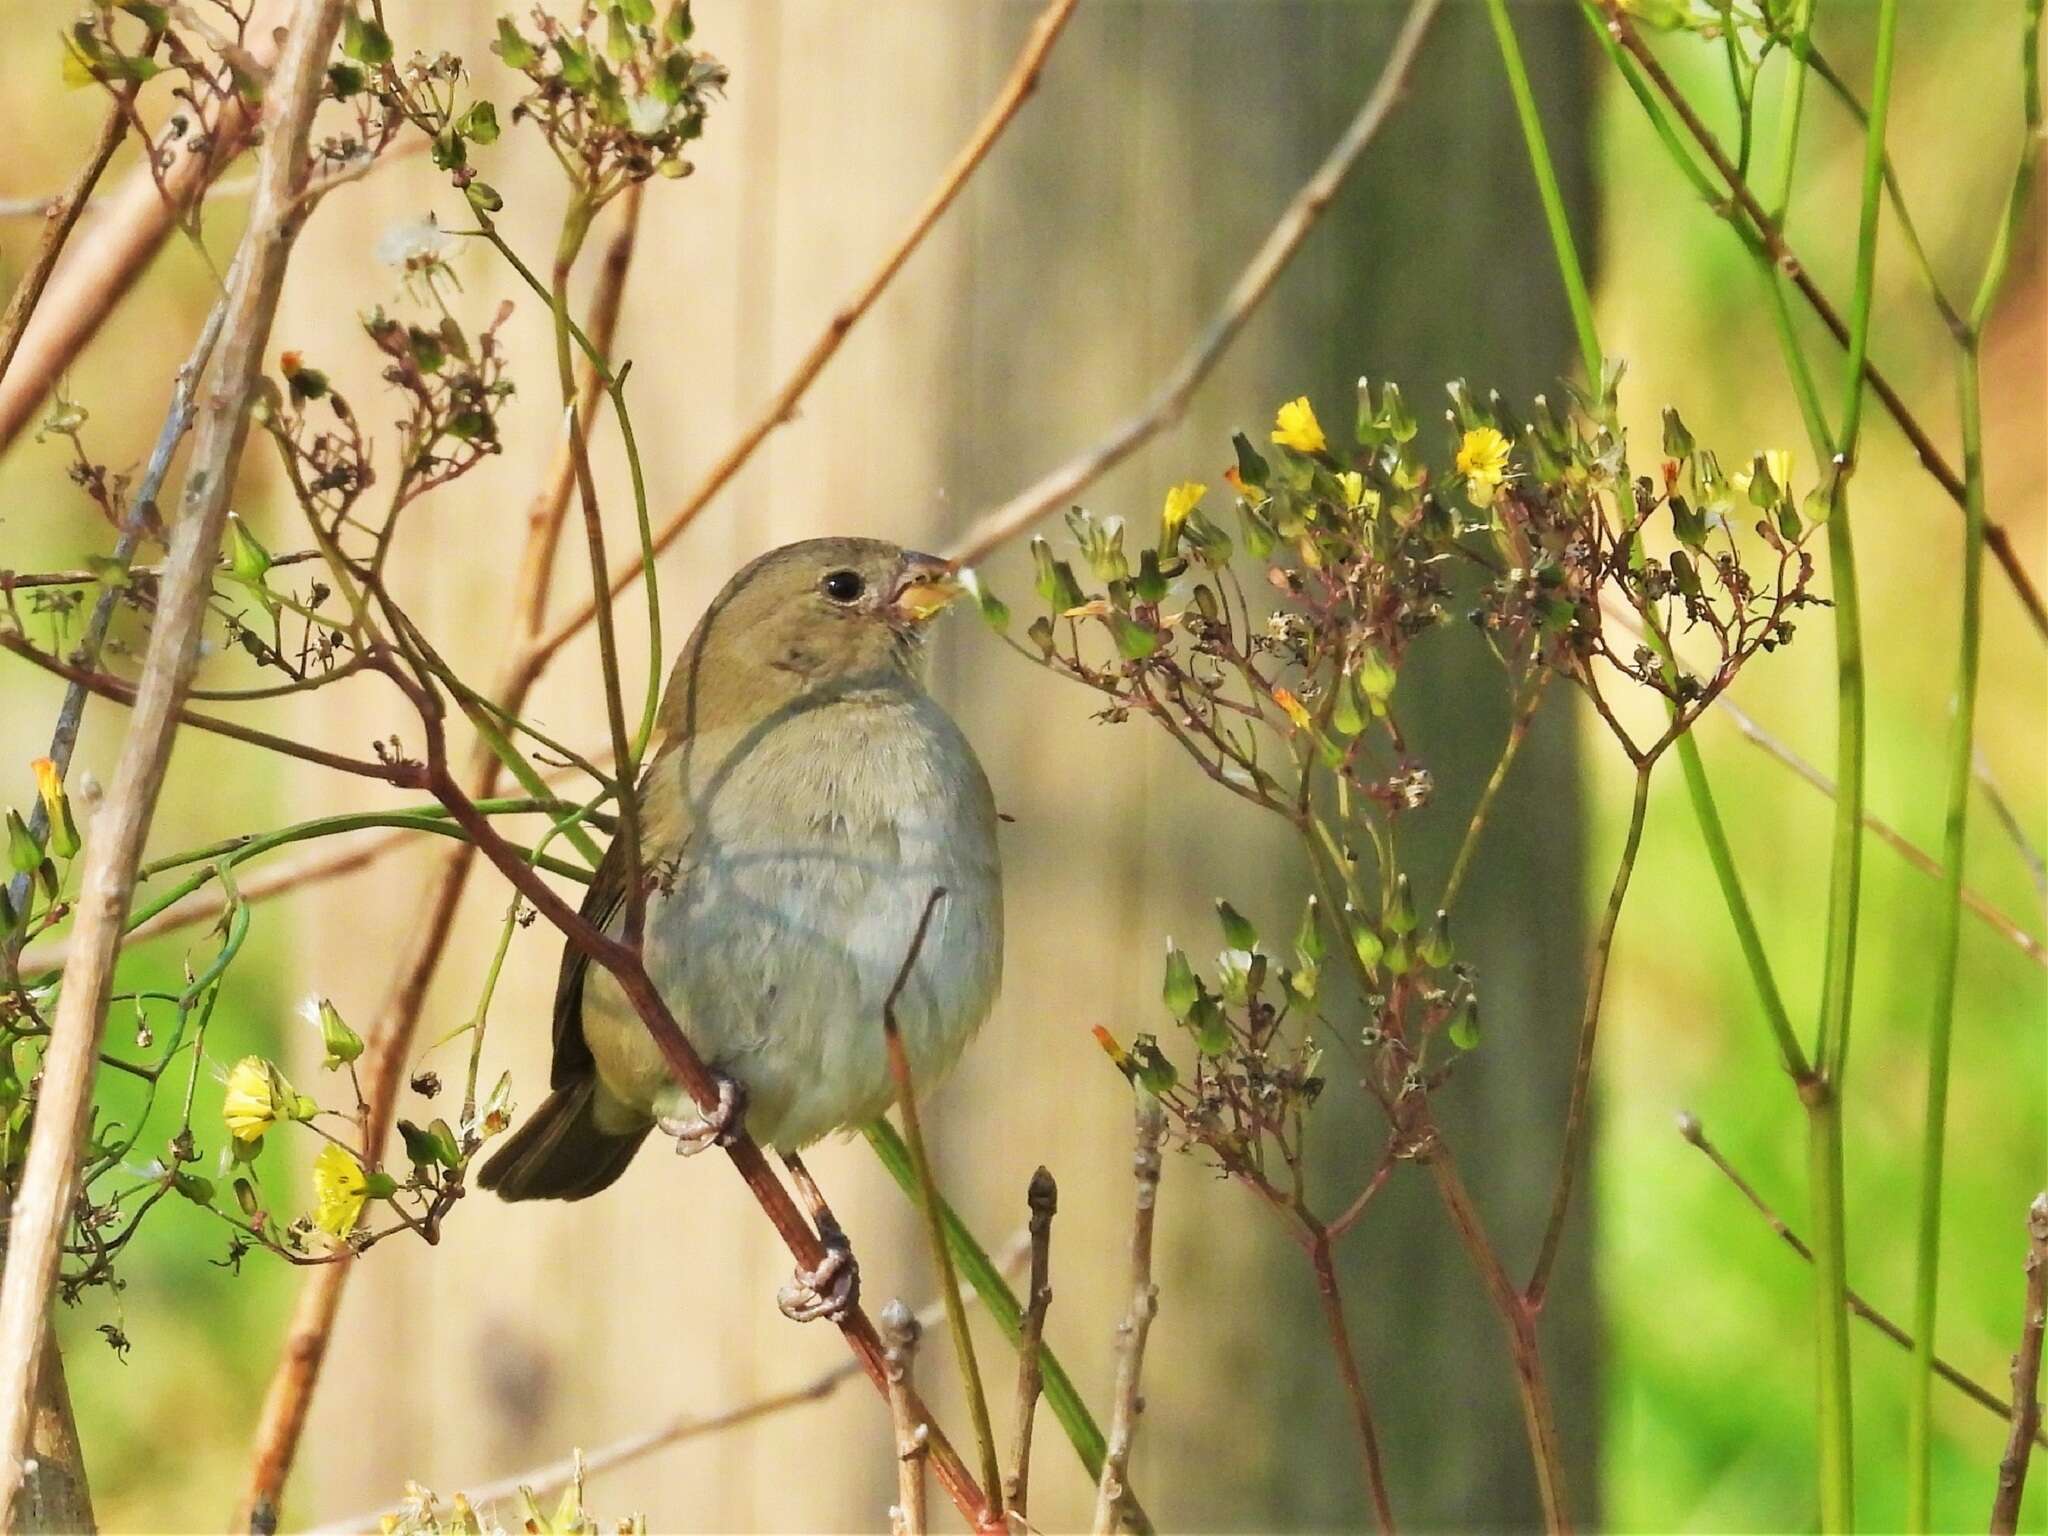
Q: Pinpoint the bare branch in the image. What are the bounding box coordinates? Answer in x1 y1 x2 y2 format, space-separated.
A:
523 0 1078 675
312 1237 1027 1534
1992 1193 2048 1533
0 72 140 383
1594 1 2048 640
234 189 646 1531
1093 1091 1165 1535
0 2 291 453
946 0 1444 565
1599 594 2045 969
0 0 350 1511
881 1300 929 1536
1005 1166 1058 1518
883 890 1004 1520
1676 1114 2045 1447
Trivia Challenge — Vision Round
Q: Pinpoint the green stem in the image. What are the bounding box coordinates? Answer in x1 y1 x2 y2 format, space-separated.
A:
549 197 644 943
1673 737 1809 1080
1908 6 2037 1516
1485 0 1602 382
1905 338 1986 1535
1808 1090 1856 1531
1804 2 1896 1525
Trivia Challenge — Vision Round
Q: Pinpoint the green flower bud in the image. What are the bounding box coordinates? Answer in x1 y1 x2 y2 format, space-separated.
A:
315 997 363 1069
1418 910 1453 969
6 810 41 876
1216 900 1258 953
1386 873 1417 935
1162 942 1198 1022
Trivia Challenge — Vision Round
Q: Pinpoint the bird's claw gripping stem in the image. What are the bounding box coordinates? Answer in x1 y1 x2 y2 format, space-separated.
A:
658 1072 745 1155
777 1224 859 1324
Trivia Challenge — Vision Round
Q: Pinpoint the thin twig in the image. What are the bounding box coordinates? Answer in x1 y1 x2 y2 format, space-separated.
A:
883 889 1004 1525
233 190 646 1532
0 0 348 1513
1592 1 2048 639
1093 1091 1165 1535
3 282 232 976
0 72 140 384
415 726 993 1524
946 0 1443 565
1005 1166 1058 1518
524 0 1078 675
1302 1219 1396 1534
315 1236 1029 1533
1674 1114 2045 1448
1991 1194 2048 1533
0 1 291 453
1526 763 1653 1309
1599 595 2045 968
1975 749 2047 907
882 1300 930 1536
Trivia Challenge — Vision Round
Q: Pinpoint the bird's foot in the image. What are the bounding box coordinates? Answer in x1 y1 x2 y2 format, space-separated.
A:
777 1225 859 1324
657 1073 745 1156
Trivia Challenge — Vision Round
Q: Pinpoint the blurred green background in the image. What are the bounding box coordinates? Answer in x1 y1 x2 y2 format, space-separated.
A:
2 0 2042 1531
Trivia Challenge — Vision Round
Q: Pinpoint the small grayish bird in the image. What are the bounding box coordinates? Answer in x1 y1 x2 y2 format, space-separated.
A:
478 538 1003 1319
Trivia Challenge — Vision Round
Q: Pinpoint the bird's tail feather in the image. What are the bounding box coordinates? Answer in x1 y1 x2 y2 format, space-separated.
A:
477 1075 648 1202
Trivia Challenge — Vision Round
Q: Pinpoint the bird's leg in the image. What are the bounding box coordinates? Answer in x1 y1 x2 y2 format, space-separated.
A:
776 1150 860 1324
657 1070 745 1155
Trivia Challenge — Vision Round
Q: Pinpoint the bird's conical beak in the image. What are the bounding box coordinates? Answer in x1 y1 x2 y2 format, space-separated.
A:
889 553 964 625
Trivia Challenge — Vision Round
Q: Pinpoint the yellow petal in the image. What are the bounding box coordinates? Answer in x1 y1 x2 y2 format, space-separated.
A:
1270 396 1327 455
1161 481 1206 533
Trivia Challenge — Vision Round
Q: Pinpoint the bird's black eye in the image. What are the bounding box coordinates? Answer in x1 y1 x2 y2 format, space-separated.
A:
820 568 866 605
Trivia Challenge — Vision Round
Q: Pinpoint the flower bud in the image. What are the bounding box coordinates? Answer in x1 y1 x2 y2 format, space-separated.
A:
29 759 79 859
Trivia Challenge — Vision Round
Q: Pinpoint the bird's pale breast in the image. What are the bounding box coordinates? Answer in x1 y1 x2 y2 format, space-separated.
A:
579 683 1002 1149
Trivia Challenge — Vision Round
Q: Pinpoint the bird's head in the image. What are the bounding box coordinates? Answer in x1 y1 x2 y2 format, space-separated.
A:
656 538 966 740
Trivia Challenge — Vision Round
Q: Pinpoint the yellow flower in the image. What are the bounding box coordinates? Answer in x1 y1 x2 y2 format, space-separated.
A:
1336 471 1366 509
313 1142 370 1239
1271 686 1313 731
1271 396 1327 455
1456 427 1512 502
222 1056 294 1142
1161 481 1206 536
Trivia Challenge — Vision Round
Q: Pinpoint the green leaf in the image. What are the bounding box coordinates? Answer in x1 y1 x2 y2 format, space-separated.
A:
397 1118 456 1169
342 10 393 65
1129 1035 1178 1096
494 16 540 70
464 179 505 213
458 100 501 145
1188 992 1229 1056
327 61 365 98
958 567 1009 633
1133 548 1167 605
664 0 696 43
1108 612 1159 661
406 325 446 374
1237 500 1277 561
